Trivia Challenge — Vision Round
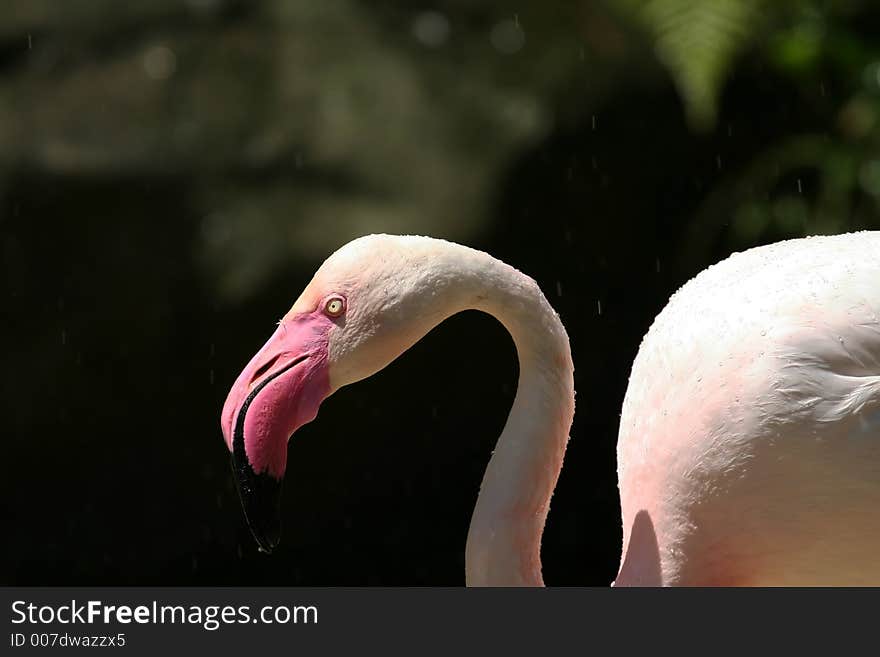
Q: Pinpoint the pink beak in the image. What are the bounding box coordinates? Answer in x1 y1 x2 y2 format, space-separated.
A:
221 313 332 552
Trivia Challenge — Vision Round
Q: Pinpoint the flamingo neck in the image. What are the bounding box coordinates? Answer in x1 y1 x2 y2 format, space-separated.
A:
329 238 575 585
447 251 575 586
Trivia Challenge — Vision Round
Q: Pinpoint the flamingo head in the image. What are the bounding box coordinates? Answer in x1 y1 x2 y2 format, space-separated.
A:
220 235 455 552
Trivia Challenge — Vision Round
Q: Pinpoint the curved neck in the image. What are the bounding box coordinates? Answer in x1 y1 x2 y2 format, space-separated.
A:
427 246 575 586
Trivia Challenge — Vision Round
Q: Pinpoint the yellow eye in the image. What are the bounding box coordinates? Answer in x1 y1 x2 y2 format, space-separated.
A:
324 297 345 317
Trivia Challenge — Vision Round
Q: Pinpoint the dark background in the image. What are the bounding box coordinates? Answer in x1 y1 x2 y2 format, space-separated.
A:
3 0 879 585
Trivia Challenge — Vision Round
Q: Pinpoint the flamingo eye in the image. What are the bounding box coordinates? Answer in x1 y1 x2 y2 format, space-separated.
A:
324 297 345 317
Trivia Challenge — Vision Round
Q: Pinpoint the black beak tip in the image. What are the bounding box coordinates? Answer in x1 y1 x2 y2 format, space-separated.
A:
238 477 284 554
231 373 291 555
230 452 285 555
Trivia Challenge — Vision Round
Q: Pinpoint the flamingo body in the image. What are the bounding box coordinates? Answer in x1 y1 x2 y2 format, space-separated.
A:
616 232 880 585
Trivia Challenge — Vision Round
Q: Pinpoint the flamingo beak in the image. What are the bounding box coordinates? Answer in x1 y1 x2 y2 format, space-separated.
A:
221 316 331 553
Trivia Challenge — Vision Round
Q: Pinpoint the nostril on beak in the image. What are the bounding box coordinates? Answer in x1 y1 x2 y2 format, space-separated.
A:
250 354 280 385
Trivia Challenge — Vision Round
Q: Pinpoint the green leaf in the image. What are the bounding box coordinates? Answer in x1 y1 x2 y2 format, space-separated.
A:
619 0 763 130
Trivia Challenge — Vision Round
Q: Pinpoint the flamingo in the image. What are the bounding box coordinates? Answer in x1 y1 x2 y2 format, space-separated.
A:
220 232 880 586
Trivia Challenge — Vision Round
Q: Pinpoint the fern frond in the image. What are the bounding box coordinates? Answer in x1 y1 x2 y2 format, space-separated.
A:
618 0 763 130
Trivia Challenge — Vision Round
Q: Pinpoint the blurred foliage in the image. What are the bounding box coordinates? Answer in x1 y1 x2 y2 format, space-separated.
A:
683 0 880 255
4 0 876 303
1 0 618 300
